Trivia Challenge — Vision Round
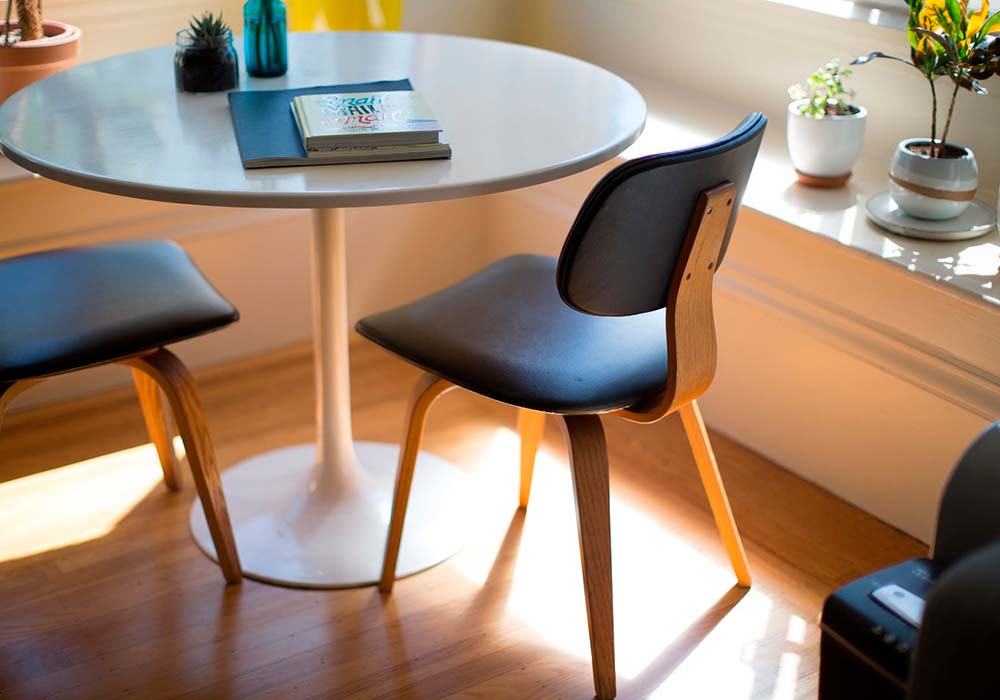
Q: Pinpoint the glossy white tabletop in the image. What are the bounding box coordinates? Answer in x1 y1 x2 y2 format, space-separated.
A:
0 32 646 208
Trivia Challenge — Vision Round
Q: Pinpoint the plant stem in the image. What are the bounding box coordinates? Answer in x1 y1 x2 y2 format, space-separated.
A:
939 79 961 154
929 76 938 157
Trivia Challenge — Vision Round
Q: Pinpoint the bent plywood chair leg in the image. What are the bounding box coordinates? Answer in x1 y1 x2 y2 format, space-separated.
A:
560 414 616 700
678 400 751 587
379 372 455 593
0 379 40 435
132 368 181 491
517 408 546 509
122 349 242 584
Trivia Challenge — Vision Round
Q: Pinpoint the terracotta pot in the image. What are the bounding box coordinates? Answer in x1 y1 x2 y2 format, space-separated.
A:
0 20 82 104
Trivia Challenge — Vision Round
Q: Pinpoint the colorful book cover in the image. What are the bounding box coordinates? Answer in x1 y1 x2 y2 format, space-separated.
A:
292 91 442 147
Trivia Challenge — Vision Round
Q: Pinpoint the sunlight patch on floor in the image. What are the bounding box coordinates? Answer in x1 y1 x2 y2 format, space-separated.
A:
0 441 173 562
449 426 791 693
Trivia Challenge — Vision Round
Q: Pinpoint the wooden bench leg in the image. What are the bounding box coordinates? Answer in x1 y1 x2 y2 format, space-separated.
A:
379 372 455 593
122 349 241 584
517 409 546 509
132 369 181 491
679 400 751 587
560 414 616 700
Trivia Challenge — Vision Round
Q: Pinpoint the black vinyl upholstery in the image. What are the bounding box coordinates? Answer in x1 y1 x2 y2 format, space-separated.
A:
819 419 1000 700
0 241 238 382
909 540 1000 700
931 421 1000 566
357 255 667 414
558 113 766 316
356 115 766 415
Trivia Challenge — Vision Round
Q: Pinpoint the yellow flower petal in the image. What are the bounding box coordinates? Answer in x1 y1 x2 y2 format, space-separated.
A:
967 0 990 39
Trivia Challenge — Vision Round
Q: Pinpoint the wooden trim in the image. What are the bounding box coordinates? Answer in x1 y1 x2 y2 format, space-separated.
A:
120 349 242 584
559 414 616 700
379 372 456 593
678 400 751 587
517 409 546 509
715 257 1000 420
131 368 181 491
615 181 737 424
888 173 976 202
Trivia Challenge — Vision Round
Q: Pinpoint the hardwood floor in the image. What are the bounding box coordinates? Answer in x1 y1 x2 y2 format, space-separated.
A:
0 340 925 700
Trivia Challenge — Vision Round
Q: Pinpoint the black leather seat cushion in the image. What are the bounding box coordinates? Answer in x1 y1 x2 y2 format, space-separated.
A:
356 255 667 414
0 241 238 382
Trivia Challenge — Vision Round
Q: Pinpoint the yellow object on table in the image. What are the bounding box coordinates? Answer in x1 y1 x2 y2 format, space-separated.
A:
289 0 403 31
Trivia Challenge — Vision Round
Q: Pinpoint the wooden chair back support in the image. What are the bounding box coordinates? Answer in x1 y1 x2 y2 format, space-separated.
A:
614 182 736 422
556 113 766 318
554 113 766 423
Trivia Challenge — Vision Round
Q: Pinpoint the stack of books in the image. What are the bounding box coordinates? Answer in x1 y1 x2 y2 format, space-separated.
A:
228 79 451 169
292 90 451 164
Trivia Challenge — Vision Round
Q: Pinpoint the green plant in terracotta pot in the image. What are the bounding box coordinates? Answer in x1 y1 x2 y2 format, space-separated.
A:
854 0 1000 220
0 1 82 104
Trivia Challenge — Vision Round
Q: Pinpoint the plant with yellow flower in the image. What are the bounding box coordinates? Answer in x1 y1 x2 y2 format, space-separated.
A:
854 0 1000 157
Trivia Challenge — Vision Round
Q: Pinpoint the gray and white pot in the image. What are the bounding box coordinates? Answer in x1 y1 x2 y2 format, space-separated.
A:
786 99 867 185
888 138 978 220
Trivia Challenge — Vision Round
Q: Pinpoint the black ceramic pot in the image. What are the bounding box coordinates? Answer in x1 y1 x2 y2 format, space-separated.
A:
174 29 239 93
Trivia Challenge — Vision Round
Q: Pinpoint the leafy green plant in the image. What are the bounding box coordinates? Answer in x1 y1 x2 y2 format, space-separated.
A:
3 0 45 46
788 59 859 117
854 0 1000 157
184 11 232 50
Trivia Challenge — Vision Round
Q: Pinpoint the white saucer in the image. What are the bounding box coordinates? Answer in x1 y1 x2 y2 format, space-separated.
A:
865 192 997 241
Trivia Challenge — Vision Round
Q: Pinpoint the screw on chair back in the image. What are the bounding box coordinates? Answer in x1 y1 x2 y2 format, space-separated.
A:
556 113 766 420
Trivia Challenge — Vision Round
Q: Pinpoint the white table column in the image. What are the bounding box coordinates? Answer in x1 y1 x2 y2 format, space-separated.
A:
189 208 470 588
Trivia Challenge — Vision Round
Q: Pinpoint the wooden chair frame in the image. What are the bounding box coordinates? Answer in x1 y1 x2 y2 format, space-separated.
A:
0 348 241 584
377 182 748 699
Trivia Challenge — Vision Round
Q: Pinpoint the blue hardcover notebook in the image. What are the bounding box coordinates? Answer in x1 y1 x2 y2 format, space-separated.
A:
229 79 416 169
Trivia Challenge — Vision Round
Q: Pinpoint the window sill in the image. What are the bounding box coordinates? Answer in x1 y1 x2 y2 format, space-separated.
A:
760 0 907 30
618 77 1000 311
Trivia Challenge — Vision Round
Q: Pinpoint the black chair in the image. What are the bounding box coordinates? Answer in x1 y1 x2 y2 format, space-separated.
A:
0 240 242 583
357 114 767 699
820 420 1000 700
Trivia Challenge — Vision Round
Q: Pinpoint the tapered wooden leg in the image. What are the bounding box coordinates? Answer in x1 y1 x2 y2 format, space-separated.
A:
132 369 181 491
121 349 241 584
379 373 455 593
517 409 546 509
679 400 751 587
559 414 616 700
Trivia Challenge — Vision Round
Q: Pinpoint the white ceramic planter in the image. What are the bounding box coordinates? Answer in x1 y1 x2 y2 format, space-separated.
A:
888 138 978 220
786 99 867 182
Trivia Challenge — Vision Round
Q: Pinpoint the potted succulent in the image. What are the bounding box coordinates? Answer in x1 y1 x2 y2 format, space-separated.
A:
855 0 1000 220
174 12 239 93
0 0 82 104
787 59 868 187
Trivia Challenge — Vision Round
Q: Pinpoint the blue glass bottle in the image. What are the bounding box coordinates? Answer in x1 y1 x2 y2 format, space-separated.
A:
244 0 288 77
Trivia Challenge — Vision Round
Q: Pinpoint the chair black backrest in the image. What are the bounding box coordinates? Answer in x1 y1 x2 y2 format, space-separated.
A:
932 420 1000 566
556 113 767 317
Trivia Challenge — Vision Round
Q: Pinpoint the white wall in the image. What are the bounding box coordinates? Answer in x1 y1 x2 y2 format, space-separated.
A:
404 0 522 39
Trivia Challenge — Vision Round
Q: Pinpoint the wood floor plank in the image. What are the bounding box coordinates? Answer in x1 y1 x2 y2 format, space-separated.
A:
0 338 925 700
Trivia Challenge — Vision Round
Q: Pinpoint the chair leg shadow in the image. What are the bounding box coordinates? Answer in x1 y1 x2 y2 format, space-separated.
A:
620 584 750 698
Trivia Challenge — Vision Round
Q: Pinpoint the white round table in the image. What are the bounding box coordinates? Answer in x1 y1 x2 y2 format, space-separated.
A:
0 31 646 588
